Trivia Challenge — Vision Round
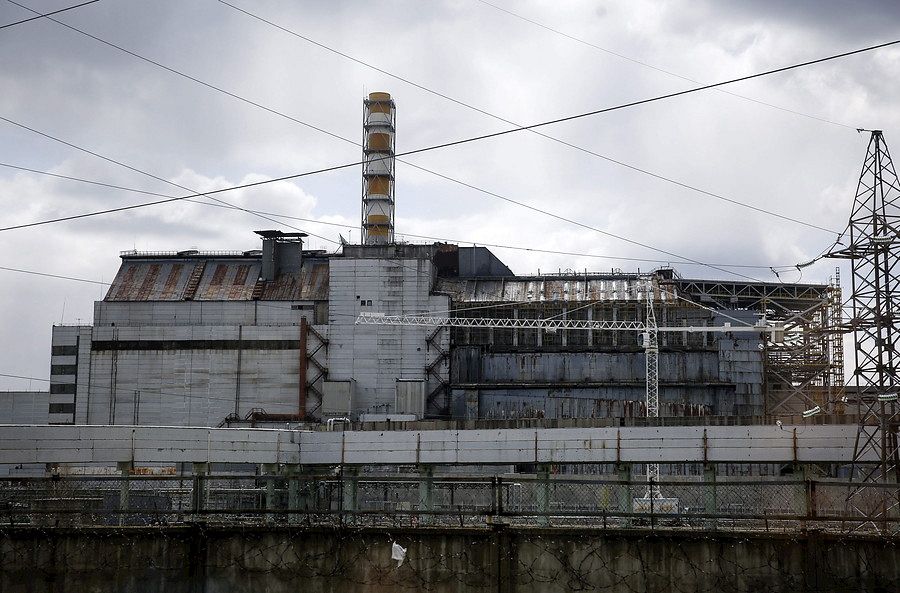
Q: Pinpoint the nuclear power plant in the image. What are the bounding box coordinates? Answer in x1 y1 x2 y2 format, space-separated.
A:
15 93 843 430
2 93 899 592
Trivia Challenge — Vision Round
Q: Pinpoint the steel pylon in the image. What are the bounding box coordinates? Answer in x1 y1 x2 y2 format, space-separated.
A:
644 279 661 499
829 130 900 527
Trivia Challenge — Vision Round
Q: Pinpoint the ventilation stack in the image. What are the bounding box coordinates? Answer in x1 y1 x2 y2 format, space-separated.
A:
361 92 396 244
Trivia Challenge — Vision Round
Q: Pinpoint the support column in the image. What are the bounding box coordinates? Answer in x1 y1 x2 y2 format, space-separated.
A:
117 461 133 526
796 462 810 528
418 465 434 525
261 463 279 524
513 309 519 346
285 464 302 524
561 307 567 347
703 463 717 528
536 464 551 526
617 463 632 525
342 466 359 522
587 307 594 347
191 462 209 517
612 307 619 346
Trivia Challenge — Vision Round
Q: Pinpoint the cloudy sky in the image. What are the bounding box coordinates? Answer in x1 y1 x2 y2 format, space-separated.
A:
0 0 898 390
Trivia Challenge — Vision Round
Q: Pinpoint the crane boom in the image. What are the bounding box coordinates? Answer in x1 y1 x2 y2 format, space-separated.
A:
355 312 781 334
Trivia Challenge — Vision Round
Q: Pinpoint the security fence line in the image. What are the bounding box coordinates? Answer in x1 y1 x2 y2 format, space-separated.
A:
1 473 898 534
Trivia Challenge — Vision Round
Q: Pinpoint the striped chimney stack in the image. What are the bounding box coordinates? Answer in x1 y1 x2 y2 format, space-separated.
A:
361 92 396 244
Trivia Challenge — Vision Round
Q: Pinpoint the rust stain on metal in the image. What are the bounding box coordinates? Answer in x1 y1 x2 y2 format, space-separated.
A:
136 265 161 301
105 257 328 302
160 264 184 300
233 264 250 286
111 265 137 300
261 261 329 301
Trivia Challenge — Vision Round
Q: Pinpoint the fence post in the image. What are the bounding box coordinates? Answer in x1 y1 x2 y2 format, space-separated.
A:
191 462 209 518
418 465 434 525
284 464 303 525
341 465 358 523
617 463 632 527
117 461 132 526
796 464 807 529
536 464 551 526
806 479 817 521
260 463 278 524
703 463 716 529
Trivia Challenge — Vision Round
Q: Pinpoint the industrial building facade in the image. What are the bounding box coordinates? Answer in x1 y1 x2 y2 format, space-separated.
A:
23 93 843 428
39 231 842 428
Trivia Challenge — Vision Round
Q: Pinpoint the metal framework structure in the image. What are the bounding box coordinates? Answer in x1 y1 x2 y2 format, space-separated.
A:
828 268 845 408
826 131 900 523
670 278 839 415
356 312 776 335
643 288 661 499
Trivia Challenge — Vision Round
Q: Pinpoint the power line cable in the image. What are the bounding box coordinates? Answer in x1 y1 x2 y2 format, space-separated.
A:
0 265 109 285
0 116 825 282
0 160 786 270
0 115 337 246
0 0 99 30
13 0 845 237
217 0 840 235
0 117 766 281
0 371 255 405
3 37 895 275
475 0 856 130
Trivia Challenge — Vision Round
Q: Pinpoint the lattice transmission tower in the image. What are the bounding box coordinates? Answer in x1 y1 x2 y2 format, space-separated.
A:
828 131 900 505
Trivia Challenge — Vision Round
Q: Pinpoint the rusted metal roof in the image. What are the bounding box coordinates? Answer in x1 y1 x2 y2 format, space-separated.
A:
105 256 329 301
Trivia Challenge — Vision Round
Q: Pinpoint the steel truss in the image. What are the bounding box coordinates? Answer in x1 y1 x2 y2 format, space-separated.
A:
356 313 644 331
826 131 900 527
671 279 839 415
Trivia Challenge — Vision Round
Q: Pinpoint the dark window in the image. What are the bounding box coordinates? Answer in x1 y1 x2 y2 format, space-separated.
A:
50 384 76 394
49 402 75 414
51 365 77 376
51 345 78 356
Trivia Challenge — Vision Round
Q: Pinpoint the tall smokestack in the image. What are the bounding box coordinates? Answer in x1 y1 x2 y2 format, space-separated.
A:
362 92 395 244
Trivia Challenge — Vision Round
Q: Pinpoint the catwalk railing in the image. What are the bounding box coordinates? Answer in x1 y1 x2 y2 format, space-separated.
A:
2 474 898 534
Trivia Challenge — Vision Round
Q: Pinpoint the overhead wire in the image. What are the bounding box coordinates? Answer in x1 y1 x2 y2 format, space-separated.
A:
5 0 883 240
0 160 783 270
0 265 109 285
217 0 841 235
0 371 256 405
0 0 99 30
4 0 831 272
1 32 894 277
0 113 828 282
0 115 338 246
0 116 764 281
475 0 856 130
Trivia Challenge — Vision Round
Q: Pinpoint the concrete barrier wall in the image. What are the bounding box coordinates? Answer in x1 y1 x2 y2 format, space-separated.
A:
2 526 897 593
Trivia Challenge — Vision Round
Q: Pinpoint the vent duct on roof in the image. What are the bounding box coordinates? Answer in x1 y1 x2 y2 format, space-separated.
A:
254 230 307 282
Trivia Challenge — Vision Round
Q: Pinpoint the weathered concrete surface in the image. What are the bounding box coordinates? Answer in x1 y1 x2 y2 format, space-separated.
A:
1 525 898 593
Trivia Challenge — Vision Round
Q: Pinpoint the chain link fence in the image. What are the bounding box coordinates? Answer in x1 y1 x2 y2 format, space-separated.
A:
1 473 897 533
